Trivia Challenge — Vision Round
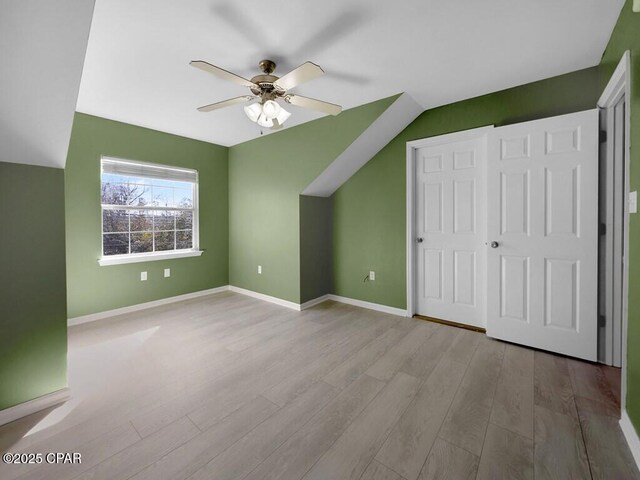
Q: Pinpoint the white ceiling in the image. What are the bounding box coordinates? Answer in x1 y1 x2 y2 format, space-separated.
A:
77 0 624 147
1 0 95 168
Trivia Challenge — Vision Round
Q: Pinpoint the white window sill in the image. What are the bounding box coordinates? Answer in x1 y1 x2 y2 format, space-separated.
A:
98 250 203 266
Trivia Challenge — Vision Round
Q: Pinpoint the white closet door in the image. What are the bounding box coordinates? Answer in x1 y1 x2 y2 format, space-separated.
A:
486 109 599 361
415 135 486 328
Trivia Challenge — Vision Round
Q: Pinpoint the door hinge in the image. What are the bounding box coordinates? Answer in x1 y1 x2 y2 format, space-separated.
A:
599 130 607 143
600 223 607 235
599 315 606 327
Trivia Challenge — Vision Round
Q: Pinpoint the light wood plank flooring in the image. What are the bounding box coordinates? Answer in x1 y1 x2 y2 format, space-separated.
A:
0 292 637 480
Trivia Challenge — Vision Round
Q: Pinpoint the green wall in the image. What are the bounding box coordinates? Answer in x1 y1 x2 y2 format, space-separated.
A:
332 66 600 308
65 113 229 318
228 95 398 303
0 162 67 410
599 0 640 434
300 195 333 303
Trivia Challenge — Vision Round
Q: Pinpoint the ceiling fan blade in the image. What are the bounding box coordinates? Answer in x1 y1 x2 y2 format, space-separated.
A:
274 62 324 91
190 60 256 88
284 94 342 116
197 96 255 112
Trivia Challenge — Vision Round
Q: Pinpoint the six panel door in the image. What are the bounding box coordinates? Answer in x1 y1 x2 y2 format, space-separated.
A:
415 136 487 328
485 109 599 360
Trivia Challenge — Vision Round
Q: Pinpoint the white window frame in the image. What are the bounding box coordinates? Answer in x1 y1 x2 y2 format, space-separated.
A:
98 156 203 266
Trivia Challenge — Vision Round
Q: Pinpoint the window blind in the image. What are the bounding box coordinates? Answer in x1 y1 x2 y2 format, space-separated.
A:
101 157 198 183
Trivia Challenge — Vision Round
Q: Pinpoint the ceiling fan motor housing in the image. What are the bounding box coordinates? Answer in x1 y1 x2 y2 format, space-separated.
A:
250 60 286 99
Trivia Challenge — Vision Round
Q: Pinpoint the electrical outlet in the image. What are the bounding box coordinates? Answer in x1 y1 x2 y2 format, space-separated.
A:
164 268 171 278
369 271 376 281
140 271 147 281
258 265 262 274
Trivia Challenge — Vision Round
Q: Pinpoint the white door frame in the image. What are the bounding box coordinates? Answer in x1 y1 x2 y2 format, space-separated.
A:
597 50 631 412
406 125 494 318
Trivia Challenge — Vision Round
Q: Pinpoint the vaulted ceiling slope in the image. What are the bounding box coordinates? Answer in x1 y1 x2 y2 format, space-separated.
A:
77 0 624 147
0 0 95 169
303 93 422 197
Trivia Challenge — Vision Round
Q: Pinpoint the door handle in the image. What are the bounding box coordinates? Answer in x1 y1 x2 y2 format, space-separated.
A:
490 241 499 248
416 237 424 243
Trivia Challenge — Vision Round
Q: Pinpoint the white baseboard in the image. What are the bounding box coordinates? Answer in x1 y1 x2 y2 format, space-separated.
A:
68 286 230 326
228 289 407 317
68 285 408 327
327 294 408 317
300 294 331 310
228 286 301 311
620 410 640 471
0 388 70 427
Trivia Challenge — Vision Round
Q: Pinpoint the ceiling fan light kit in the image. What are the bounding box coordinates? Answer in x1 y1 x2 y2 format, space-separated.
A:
262 100 281 119
275 108 291 124
256 113 273 128
243 99 292 129
190 58 342 131
243 102 262 122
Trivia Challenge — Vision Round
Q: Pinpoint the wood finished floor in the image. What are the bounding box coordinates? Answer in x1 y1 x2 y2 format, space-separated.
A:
0 291 637 480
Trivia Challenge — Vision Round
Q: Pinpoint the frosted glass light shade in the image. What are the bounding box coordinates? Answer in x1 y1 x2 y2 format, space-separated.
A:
262 100 281 119
244 101 290 129
256 113 273 128
244 103 262 122
275 107 291 125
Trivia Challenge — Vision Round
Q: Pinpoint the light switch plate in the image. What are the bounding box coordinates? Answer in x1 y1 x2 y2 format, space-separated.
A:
140 271 147 281
164 268 170 278
258 265 262 274
630 191 637 214
369 271 375 281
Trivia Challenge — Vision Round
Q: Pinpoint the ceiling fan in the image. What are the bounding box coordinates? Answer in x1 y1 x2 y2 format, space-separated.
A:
190 59 342 130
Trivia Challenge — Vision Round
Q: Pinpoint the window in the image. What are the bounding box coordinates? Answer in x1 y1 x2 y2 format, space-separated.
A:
99 157 201 265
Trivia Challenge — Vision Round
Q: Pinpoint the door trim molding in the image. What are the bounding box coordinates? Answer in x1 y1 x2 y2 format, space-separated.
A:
405 125 494 317
598 51 630 108
620 409 640 471
598 50 631 412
